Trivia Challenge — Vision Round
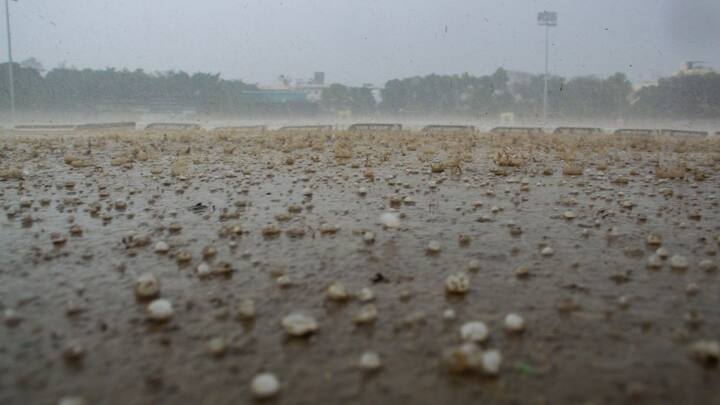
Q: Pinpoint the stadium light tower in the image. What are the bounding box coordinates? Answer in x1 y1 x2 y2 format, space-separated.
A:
537 11 557 126
4 0 16 126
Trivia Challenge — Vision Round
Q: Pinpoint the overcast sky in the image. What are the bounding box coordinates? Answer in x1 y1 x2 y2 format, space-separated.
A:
5 0 719 86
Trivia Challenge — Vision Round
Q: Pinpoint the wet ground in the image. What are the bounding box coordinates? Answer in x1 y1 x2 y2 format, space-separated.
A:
1 129 719 405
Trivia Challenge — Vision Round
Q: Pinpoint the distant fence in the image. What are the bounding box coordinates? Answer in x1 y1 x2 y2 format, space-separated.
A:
278 125 333 132
490 126 544 135
14 124 76 131
658 129 708 137
553 127 604 135
348 123 402 132
146 123 202 130
422 125 476 133
213 125 267 132
613 128 657 136
76 122 136 130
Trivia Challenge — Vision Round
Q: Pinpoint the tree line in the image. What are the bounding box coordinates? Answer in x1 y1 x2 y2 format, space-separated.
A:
1 62 719 119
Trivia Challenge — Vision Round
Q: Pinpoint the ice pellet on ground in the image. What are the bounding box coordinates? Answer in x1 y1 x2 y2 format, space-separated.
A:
282 313 318 336
460 321 489 343
445 273 470 294
380 212 400 228
135 273 160 299
504 313 525 333
251 372 280 399
358 351 382 371
147 299 173 322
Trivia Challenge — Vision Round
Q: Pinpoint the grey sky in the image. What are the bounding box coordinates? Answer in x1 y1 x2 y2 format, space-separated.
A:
6 0 720 86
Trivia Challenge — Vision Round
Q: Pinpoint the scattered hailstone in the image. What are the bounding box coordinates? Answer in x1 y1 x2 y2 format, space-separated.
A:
445 343 482 372
358 351 382 371
686 283 700 296
357 187 368 196
460 321 489 343
504 313 525 333
363 231 376 243
699 260 717 273
276 275 292 288
465 259 481 272
541 246 554 256
154 241 169 254
689 340 720 367
147 299 173 322
4 308 22 327
445 273 470 294
646 254 662 270
353 304 378 324
302 187 313 196
480 349 503 376
563 211 576 220
443 309 457 321
207 336 228 357
327 282 349 301
380 212 400 228
282 313 318 336
135 273 160 299
237 299 256 320
251 372 280 399
656 247 669 259
358 287 375 302
670 255 689 271
58 396 87 405
427 240 441 254
196 262 211 277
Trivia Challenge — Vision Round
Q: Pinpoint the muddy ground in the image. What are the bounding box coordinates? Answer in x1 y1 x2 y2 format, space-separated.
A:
0 129 719 405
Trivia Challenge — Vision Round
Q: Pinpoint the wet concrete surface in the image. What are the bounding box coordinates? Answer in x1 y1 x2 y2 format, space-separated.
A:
1 130 719 404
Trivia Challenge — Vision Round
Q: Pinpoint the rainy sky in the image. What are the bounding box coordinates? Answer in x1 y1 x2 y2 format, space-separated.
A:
5 0 720 86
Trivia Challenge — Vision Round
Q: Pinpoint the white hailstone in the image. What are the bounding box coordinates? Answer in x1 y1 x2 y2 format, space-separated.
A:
670 255 689 271
504 313 525 333
472 200 483 208
689 340 720 366
443 309 457 321
353 304 378 324
154 241 169 254
646 254 662 270
358 351 382 371
302 187 313 196
380 212 400 228
251 372 280 399
58 396 87 405
196 262 211 277
276 275 292 288
19 197 32 207
114 199 127 209
3 308 21 327
445 273 470 294
617 296 630 309
686 283 700 296
460 321 489 343
646 233 662 246
445 343 482 372
465 259 481 272
237 299 256 320
699 260 717 273
480 350 503 376
563 211 576 220
282 313 318 336
327 282 349 301
541 246 554 256
135 273 160 299
358 187 368 196
207 336 228 357
359 287 375 302
363 231 376 243
147 299 174 322
427 240 441 254
656 247 669 259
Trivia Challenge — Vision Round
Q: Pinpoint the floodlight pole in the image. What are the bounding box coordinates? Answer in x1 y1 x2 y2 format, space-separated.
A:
537 11 556 126
4 0 15 126
542 23 549 125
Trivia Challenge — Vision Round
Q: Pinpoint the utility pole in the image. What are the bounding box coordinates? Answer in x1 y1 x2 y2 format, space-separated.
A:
4 0 15 126
537 11 557 126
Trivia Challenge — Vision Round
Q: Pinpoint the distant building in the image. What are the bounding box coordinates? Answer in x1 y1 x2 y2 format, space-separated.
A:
676 61 714 76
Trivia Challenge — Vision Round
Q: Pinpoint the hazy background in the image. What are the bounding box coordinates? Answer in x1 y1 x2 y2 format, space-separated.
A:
8 0 720 86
